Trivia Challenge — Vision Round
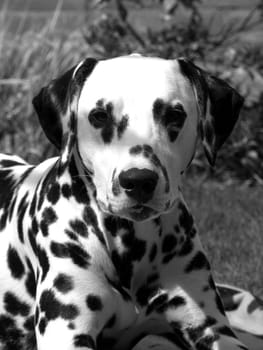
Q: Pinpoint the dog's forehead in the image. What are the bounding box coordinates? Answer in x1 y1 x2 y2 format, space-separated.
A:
78 56 192 110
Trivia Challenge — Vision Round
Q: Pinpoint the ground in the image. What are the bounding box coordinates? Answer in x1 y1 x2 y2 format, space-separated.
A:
184 178 263 298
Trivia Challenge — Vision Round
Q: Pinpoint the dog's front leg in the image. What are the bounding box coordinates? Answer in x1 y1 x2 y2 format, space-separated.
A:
153 200 249 350
35 262 116 350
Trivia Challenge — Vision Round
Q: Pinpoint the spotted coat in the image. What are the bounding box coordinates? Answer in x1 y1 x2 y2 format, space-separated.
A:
0 55 262 350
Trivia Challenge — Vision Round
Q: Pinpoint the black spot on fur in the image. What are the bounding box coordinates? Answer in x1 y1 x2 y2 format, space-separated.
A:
47 182 60 204
0 210 8 232
17 192 29 243
0 314 24 349
146 293 168 315
8 195 17 223
162 251 177 264
74 334 95 348
65 229 78 241
153 98 165 121
104 216 118 236
156 295 187 314
69 160 90 204
60 304 79 320
149 243 157 262
162 233 177 253
37 165 57 211
35 306 40 325
0 159 25 167
129 145 143 155
0 169 16 212
185 251 210 273
120 226 146 261
28 229 38 257
29 192 37 217
168 296 186 309
178 202 195 236
68 322 75 329
40 207 57 237
23 315 34 331
4 292 30 316
7 246 25 279
61 183 72 198
40 289 79 321
69 219 88 237
31 217 39 235
38 246 50 282
117 115 129 139
86 294 103 311
178 238 194 256
25 258 36 298
50 241 68 257
111 220 146 288
50 241 91 268
111 250 133 289
54 273 74 294
136 284 158 306
83 206 105 245
39 317 47 334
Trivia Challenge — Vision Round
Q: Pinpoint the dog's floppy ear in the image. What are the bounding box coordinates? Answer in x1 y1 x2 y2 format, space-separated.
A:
32 58 98 150
178 58 244 166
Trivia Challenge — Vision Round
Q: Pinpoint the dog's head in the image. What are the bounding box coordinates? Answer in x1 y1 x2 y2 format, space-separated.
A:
33 55 243 221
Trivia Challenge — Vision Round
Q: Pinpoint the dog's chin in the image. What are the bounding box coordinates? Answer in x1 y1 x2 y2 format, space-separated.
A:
98 195 178 222
98 201 166 222
118 205 160 222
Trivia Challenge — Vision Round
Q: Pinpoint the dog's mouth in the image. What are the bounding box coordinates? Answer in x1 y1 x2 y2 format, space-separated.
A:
128 204 157 221
98 200 165 221
98 192 178 221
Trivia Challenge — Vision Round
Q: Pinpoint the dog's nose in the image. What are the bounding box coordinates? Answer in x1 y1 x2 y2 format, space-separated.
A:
119 168 159 203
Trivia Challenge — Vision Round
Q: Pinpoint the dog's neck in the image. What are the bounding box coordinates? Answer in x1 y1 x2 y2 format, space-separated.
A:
57 152 197 291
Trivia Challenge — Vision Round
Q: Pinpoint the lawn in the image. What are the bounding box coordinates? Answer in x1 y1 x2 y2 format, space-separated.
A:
184 178 263 298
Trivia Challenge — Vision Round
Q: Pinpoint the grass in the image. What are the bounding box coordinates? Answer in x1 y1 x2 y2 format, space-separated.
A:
0 3 91 163
0 4 262 300
184 178 263 298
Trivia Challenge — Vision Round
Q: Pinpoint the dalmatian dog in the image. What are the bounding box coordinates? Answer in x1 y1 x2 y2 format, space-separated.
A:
0 54 262 350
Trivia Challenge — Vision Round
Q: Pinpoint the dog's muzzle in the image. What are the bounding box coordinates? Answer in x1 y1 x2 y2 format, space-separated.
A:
118 168 159 203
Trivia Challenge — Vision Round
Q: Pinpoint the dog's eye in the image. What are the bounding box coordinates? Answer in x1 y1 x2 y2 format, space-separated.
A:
88 109 109 128
164 106 187 141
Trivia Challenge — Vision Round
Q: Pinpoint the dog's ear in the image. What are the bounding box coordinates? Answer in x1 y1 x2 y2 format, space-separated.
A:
32 58 98 150
178 58 244 166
